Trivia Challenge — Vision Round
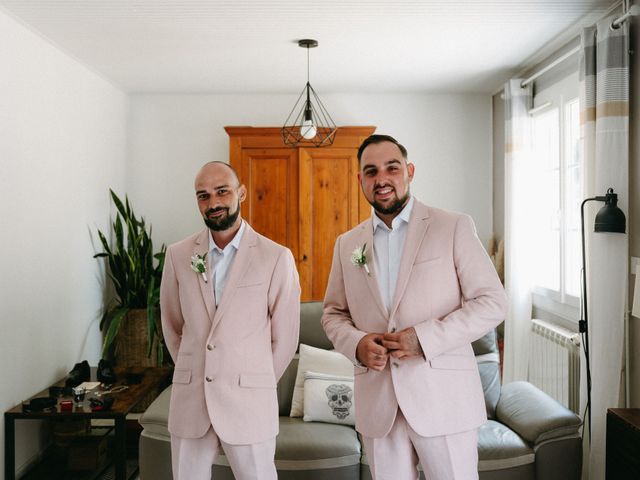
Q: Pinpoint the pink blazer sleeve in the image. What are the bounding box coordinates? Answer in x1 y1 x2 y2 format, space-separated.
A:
268 248 301 380
160 246 183 362
413 214 507 360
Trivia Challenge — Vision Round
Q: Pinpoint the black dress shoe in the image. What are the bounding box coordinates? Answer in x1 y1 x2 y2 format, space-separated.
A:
65 360 90 387
97 359 117 385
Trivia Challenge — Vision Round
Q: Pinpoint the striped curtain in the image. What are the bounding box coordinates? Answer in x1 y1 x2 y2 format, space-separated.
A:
579 15 629 480
503 79 535 384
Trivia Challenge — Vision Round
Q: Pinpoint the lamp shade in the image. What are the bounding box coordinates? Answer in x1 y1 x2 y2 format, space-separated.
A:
594 189 626 233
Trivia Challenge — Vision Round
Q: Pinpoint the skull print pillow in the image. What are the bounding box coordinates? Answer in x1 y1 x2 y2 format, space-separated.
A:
302 371 355 426
290 343 354 417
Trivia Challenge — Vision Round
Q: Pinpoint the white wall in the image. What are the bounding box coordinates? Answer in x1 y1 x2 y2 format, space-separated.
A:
128 93 493 247
0 9 128 478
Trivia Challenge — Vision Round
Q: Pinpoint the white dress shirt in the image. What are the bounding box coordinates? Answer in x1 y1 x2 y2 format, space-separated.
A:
208 220 246 305
372 197 414 312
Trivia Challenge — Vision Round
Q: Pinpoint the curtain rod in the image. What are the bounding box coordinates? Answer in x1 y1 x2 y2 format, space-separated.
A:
520 46 580 87
491 0 624 96
520 2 636 89
612 4 640 28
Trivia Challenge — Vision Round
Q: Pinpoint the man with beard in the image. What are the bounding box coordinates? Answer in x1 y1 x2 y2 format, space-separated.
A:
322 135 507 480
160 161 300 480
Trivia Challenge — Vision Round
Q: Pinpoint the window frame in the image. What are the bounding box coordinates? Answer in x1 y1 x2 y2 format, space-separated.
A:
529 70 581 323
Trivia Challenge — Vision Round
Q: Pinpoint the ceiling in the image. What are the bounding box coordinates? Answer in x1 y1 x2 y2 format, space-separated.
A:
0 1 620 94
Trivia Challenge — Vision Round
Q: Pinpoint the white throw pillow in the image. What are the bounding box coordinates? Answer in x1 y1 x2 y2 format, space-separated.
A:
289 344 353 417
303 371 356 426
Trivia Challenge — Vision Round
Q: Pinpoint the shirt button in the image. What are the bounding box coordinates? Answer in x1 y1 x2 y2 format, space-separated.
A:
206 377 213 382
392 362 399 368
207 344 213 351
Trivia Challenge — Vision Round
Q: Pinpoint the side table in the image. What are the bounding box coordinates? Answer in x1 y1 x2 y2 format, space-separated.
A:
606 408 640 479
5 366 172 480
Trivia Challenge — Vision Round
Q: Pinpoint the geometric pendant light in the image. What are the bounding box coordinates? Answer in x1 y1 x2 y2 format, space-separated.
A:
281 39 337 147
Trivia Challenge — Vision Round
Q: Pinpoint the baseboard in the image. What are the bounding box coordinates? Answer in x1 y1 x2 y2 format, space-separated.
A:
15 444 50 478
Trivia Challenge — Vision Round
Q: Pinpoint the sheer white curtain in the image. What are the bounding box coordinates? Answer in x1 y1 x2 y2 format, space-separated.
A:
503 79 536 383
579 16 629 480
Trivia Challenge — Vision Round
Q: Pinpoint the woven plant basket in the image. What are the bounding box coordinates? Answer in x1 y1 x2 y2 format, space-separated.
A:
115 308 159 368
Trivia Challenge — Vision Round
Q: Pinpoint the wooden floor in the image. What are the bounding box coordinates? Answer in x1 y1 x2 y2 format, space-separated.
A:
20 453 138 480
95 459 138 480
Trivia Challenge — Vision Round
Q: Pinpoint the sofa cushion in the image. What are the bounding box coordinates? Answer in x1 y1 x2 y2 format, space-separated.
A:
138 385 171 438
273 416 361 470
478 361 501 419
472 330 499 357
472 329 501 419
299 302 333 350
496 381 582 444
478 420 534 471
278 355 299 416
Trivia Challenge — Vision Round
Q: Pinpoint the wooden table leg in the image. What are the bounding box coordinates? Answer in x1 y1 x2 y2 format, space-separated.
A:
4 414 16 480
114 415 127 480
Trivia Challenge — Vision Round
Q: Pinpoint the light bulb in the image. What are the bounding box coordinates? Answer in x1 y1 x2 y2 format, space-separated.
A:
300 119 317 140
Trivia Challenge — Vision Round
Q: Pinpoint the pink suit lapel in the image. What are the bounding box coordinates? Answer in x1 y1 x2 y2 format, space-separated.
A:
193 230 216 324
210 224 257 332
354 220 387 319
389 202 431 319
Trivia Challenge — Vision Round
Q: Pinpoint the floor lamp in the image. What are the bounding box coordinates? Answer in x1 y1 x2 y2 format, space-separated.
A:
580 187 626 439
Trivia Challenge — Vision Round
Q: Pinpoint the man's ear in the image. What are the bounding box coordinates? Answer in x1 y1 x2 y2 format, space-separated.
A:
238 184 247 202
407 162 415 181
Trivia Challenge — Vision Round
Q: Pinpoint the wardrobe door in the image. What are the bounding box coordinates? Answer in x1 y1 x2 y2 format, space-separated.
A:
239 148 300 264
299 148 362 301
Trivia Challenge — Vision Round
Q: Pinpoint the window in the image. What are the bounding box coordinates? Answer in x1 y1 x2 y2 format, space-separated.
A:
529 72 582 319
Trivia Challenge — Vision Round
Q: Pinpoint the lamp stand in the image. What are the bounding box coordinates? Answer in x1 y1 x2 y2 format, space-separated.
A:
580 196 599 441
579 187 626 442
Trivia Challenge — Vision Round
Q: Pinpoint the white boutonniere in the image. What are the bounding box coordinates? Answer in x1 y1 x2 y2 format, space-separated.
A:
190 253 208 282
351 243 370 275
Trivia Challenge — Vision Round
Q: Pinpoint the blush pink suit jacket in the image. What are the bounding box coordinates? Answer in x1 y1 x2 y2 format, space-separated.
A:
160 224 300 445
322 200 508 439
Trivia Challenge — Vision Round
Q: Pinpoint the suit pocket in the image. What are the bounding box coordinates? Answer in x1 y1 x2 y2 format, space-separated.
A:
429 354 476 371
237 281 264 288
413 256 442 267
175 352 192 371
173 368 192 384
239 373 277 389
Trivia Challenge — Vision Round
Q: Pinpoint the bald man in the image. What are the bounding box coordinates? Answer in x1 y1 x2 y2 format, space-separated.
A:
160 162 301 480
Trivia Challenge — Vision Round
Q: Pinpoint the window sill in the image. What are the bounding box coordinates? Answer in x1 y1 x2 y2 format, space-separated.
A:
531 289 580 331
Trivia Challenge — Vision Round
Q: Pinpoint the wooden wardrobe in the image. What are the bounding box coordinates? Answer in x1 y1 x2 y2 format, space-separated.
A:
225 126 376 301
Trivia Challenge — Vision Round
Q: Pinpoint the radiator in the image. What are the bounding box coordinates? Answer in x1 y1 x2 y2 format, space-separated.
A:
528 319 581 413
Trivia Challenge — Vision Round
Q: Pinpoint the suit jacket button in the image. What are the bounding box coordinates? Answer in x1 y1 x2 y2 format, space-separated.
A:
206 377 213 382
207 344 213 351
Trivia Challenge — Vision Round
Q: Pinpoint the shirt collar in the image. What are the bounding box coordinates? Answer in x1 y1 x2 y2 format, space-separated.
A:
372 196 414 232
208 220 246 254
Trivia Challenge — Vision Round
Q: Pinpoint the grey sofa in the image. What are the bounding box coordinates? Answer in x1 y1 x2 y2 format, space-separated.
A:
139 302 582 480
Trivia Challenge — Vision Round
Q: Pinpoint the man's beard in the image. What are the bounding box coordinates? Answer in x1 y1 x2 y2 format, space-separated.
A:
203 202 240 231
370 190 410 216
